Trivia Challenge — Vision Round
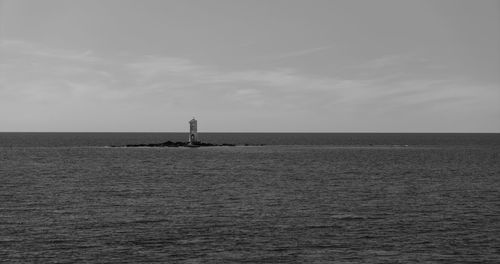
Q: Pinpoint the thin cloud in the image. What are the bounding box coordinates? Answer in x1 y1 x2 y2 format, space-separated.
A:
356 54 415 69
1 39 102 63
272 46 332 60
125 55 358 110
1 39 498 132
246 46 332 64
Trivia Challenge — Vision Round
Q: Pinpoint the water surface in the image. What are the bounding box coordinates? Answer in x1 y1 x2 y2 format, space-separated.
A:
1 133 499 263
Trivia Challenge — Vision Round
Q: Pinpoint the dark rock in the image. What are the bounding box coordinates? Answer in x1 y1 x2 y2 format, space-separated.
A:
114 140 243 148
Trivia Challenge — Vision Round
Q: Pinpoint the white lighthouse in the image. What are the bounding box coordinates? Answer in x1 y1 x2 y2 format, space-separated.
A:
188 117 199 144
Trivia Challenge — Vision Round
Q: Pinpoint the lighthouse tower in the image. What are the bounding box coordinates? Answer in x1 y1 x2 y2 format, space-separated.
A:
188 117 199 144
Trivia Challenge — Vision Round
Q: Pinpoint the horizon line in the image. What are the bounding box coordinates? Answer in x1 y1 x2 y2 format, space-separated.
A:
0 131 498 134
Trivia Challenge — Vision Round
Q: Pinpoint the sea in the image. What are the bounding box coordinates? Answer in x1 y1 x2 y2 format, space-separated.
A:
1 133 499 263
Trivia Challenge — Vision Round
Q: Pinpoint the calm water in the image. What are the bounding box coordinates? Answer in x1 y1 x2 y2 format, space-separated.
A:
1 133 499 263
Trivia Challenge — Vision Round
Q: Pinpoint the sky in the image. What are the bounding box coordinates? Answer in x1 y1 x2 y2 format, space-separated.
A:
0 0 499 132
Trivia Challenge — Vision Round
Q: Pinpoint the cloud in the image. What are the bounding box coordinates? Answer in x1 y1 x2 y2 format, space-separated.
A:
1 39 498 132
1 39 102 63
356 54 417 69
245 46 332 65
266 46 332 61
124 55 357 113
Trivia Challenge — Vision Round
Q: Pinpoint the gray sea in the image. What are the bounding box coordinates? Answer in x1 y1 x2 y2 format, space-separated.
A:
1 133 499 263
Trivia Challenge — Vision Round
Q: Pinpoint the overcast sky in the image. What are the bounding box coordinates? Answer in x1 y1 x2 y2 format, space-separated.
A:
1 0 499 132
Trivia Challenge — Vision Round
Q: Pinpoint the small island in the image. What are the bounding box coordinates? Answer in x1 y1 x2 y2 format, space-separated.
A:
118 140 236 148
111 117 263 148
